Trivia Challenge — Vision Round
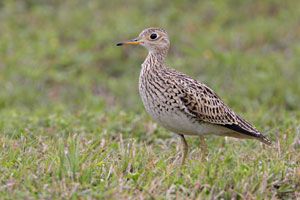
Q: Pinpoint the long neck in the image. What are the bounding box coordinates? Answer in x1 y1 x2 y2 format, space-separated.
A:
139 49 168 96
142 49 168 71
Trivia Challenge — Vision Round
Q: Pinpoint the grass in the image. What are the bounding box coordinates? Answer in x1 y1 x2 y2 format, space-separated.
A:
0 0 300 199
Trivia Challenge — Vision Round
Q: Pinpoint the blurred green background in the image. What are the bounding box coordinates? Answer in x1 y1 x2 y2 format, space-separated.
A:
0 0 300 199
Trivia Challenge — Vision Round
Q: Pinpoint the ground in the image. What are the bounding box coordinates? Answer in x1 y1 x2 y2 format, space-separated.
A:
0 0 300 199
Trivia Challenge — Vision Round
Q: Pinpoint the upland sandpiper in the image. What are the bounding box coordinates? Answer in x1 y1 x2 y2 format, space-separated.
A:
117 28 271 165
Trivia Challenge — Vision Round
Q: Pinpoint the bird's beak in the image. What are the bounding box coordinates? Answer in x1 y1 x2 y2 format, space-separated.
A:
116 37 142 46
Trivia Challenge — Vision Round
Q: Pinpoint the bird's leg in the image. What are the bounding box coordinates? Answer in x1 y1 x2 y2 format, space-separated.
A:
179 134 188 165
199 136 208 160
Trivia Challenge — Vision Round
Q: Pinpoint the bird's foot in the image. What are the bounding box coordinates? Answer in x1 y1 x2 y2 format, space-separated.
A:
179 134 188 166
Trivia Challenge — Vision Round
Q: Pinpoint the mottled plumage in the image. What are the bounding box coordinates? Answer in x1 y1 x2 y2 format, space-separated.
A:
117 27 271 164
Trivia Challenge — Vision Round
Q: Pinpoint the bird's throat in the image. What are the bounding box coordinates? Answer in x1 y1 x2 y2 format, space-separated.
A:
142 51 167 71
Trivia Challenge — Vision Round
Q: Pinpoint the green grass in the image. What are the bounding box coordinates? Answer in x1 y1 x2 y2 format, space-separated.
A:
0 0 300 199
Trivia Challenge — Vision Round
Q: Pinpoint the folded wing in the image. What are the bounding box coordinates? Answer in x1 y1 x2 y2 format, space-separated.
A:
172 74 271 145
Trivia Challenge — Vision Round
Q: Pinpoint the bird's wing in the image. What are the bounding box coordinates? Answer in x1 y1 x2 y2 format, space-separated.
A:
178 78 238 125
167 70 271 145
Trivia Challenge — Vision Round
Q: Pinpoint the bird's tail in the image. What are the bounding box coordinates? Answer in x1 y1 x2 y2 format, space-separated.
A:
223 115 272 145
257 134 272 145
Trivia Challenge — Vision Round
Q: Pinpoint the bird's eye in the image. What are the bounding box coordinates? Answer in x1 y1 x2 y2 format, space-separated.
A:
150 33 158 40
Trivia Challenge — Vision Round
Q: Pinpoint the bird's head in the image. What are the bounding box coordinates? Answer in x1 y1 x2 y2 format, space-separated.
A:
117 27 170 53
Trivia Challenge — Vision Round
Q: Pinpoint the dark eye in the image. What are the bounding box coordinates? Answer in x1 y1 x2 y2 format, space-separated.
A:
150 33 158 40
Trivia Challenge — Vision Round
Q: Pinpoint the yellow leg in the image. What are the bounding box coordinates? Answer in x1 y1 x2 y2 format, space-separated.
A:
199 136 208 160
179 134 188 166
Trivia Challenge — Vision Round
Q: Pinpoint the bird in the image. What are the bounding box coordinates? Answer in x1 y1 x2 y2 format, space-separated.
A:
116 27 271 165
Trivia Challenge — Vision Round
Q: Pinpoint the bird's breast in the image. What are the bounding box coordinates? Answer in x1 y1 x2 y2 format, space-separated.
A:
138 67 200 135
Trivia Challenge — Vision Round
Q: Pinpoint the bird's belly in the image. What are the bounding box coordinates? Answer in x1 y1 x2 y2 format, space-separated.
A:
143 101 228 136
155 110 229 135
154 111 205 135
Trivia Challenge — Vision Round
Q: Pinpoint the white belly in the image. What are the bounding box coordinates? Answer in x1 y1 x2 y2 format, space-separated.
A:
149 109 230 136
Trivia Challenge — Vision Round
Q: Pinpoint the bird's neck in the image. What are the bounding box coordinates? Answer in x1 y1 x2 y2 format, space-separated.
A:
142 50 168 71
